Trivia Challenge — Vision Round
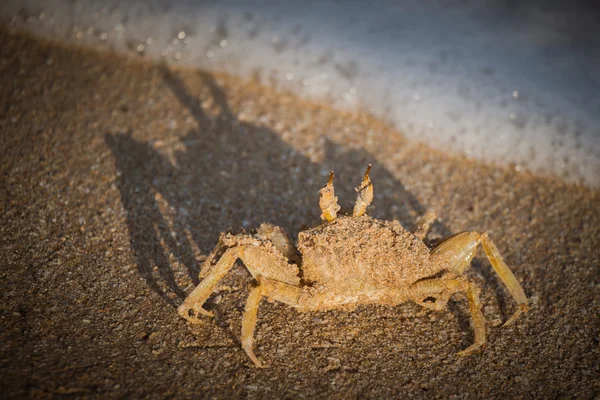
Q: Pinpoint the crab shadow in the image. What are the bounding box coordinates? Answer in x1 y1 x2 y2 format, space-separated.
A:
105 66 494 348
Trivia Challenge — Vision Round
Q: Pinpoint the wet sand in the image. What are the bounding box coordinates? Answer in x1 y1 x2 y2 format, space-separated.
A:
1 28 599 398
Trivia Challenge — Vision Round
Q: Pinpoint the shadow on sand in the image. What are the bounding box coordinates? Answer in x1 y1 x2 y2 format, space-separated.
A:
105 67 443 309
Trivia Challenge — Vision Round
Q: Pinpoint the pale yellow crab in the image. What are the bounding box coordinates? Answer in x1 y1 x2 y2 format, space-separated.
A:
178 166 529 367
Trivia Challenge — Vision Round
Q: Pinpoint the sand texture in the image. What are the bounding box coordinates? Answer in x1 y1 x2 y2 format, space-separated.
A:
1 28 599 398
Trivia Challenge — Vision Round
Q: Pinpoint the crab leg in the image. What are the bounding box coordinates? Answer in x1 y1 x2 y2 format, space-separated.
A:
178 247 242 320
479 233 529 326
242 285 264 367
409 277 457 310
353 164 373 217
241 279 301 367
409 277 486 355
198 234 227 278
457 281 486 355
432 232 529 325
412 211 437 241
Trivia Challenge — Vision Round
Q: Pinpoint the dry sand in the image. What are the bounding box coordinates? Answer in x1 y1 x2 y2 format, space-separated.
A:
1 27 599 398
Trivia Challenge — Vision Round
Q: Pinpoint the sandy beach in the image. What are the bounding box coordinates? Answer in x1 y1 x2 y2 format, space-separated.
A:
1 28 599 398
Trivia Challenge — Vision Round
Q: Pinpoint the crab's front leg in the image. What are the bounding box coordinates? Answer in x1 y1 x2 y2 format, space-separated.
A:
178 247 242 320
180 233 302 367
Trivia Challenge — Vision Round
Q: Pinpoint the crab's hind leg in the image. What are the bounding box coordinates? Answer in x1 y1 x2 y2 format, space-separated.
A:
178 247 242 321
410 277 486 355
479 233 529 325
432 232 529 326
409 277 452 311
241 279 301 367
459 281 486 355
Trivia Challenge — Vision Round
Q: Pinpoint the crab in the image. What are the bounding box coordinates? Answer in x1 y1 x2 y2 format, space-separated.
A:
178 165 529 367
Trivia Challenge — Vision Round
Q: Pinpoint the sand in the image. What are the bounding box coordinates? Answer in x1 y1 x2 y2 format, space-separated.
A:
1 27 599 398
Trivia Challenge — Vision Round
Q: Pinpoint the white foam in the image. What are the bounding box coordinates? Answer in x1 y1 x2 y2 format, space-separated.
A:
3 0 599 187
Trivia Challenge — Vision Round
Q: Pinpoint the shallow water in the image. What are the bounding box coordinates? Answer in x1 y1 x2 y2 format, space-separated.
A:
2 0 599 187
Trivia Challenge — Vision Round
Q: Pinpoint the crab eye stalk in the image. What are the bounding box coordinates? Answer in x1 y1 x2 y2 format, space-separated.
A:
353 164 373 217
319 170 341 222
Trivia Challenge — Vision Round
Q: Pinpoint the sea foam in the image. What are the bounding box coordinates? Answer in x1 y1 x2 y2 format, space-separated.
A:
3 0 599 187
